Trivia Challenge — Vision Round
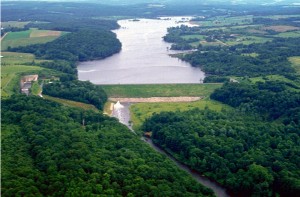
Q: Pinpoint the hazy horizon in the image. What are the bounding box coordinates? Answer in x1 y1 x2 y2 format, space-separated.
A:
2 0 300 6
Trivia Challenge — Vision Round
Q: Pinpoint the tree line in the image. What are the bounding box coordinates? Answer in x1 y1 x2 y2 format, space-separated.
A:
2 96 214 197
10 29 121 62
142 108 300 197
43 80 107 110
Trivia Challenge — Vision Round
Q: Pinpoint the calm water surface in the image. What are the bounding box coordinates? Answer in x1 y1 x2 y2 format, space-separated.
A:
77 17 205 84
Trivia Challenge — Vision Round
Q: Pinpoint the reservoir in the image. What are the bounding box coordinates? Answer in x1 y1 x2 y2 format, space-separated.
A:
77 17 205 84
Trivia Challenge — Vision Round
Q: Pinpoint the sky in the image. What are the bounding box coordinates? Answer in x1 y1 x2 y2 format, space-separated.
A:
2 0 300 5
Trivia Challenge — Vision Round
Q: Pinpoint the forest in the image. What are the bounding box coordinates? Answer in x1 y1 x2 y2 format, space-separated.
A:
165 24 300 77
10 29 122 62
2 96 214 197
43 80 108 110
2 1 300 196
211 82 300 124
142 108 300 197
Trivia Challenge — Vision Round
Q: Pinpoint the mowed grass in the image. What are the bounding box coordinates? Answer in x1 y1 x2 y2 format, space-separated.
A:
181 34 205 40
1 21 30 28
130 98 231 132
225 36 272 45
289 56 300 74
1 28 63 51
1 65 43 97
195 15 253 27
1 52 46 65
274 31 300 38
43 95 99 112
102 83 222 98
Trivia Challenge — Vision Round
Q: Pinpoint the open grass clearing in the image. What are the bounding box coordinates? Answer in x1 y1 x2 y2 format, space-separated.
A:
30 30 62 37
1 28 63 51
257 15 300 20
262 25 300 32
237 74 300 92
289 56 300 74
274 30 300 38
130 98 231 132
1 65 43 97
1 21 30 28
181 34 205 40
242 53 259 57
195 15 253 27
225 36 272 45
1 52 46 65
43 95 99 112
102 83 222 98
104 101 114 115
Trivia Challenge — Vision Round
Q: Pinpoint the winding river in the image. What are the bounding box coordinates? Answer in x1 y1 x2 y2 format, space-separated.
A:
77 17 205 84
112 102 230 197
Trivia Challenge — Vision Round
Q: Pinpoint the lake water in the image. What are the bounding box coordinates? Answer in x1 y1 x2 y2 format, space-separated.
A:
77 17 205 84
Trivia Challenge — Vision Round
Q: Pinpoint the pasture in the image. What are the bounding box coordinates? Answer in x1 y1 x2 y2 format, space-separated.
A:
1 28 63 51
1 21 30 28
194 15 253 27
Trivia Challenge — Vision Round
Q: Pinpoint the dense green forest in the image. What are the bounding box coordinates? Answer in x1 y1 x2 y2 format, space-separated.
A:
10 30 121 61
2 1 300 196
142 108 300 197
2 96 214 197
181 37 299 77
43 81 107 110
211 82 300 124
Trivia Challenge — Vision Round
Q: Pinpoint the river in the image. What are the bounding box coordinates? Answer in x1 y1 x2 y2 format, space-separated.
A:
112 102 230 197
77 17 205 84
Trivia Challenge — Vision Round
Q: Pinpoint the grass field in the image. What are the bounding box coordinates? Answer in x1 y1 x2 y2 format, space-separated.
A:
289 56 300 74
130 98 231 132
181 34 205 40
1 21 30 28
225 36 272 45
1 28 63 51
194 15 253 27
238 74 300 92
274 31 300 38
262 25 300 32
43 95 99 112
1 52 46 65
258 15 300 20
1 65 43 97
102 83 222 98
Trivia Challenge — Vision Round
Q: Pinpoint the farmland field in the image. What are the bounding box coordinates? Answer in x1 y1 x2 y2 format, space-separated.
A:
1 52 46 65
274 30 300 38
1 28 63 51
193 15 253 27
262 25 300 32
225 35 272 45
1 21 30 28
